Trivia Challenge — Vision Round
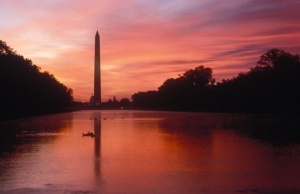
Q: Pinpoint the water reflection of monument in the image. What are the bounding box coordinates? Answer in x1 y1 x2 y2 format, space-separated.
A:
93 112 101 183
94 113 101 156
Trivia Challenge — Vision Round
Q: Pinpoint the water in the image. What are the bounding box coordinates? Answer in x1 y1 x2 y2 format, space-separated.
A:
0 110 299 193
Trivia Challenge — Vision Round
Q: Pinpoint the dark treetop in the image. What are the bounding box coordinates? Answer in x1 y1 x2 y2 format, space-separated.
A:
0 40 73 121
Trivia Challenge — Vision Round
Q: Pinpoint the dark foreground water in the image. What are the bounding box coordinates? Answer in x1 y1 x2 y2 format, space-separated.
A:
0 110 299 193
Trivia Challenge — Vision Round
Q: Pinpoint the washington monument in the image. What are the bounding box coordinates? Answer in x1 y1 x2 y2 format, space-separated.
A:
94 31 101 105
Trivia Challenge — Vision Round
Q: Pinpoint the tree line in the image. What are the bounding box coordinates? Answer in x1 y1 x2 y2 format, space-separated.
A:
131 49 300 113
1 39 299 118
0 40 73 121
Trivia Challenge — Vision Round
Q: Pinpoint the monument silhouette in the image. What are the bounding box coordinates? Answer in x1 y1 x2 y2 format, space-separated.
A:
91 31 101 105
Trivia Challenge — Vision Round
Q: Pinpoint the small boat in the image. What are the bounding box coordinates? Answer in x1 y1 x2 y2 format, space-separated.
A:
82 131 95 137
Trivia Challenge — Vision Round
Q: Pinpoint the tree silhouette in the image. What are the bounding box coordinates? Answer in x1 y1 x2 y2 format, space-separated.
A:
0 40 73 121
131 65 215 111
0 41 16 55
120 98 131 109
131 49 300 113
215 49 300 113
182 65 215 87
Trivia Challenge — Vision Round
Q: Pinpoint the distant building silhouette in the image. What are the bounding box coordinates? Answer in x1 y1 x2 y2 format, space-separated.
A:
89 94 95 105
91 31 101 105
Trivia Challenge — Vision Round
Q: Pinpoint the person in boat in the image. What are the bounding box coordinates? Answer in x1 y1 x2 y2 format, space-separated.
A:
82 131 94 136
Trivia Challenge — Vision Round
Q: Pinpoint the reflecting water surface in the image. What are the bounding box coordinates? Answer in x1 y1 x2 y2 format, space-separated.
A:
0 110 299 193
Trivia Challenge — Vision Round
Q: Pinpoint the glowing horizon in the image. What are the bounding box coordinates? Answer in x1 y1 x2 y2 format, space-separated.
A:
1 0 300 102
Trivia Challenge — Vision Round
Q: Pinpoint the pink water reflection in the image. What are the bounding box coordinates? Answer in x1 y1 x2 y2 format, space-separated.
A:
0 110 299 193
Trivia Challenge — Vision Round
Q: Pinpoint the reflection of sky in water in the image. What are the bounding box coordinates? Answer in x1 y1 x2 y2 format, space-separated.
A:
0 110 299 193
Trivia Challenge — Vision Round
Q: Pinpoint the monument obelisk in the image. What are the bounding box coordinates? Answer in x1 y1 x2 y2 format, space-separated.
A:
94 31 101 105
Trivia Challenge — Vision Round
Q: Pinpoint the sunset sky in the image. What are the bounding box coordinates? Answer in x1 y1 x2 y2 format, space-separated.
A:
1 0 300 101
